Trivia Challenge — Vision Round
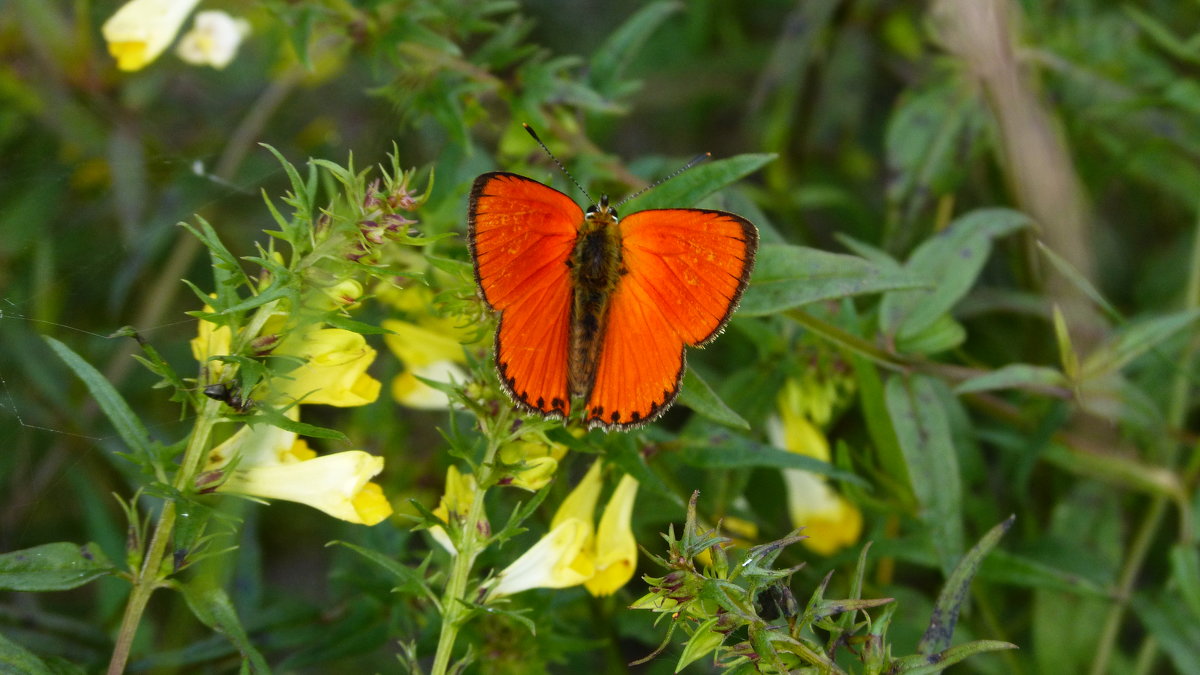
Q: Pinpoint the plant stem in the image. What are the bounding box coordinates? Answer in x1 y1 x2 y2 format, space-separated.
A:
1090 205 1200 675
429 431 504 675
107 396 223 674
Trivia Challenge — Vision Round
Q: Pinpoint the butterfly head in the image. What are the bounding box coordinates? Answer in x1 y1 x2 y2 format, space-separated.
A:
585 195 619 225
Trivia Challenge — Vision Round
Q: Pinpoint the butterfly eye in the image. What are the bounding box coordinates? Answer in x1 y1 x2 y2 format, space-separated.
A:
609 207 619 219
586 205 598 216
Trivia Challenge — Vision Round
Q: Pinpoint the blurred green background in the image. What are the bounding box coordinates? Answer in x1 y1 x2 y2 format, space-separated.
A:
3 0 1200 672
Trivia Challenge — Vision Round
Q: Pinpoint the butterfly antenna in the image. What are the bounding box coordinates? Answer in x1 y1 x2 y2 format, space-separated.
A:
613 152 711 209
523 123 594 203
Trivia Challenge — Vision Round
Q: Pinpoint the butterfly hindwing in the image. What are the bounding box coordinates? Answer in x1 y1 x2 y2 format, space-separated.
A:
583 208 758 428
469 172 581 417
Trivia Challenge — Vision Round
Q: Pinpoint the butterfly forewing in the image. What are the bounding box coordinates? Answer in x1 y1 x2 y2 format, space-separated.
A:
583 209 758 428
469 172 580 417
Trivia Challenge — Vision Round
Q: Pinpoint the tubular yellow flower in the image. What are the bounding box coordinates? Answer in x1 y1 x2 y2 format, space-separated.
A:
218 450 391 525
176 10 250 69
430 465 480 555
768 409 863 556
273 327 381 407
203 408 392 525
550 460 603 530
488 518 594 598
102 0 201 71
780 470 862 556
585 473 639 596
487 460 642 598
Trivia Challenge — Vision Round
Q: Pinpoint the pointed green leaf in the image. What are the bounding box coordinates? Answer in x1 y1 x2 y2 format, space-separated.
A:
919 516 1014 654
179 578 269 673
43 336 154 461
0 542 115 591
893 640 1018 674
740 244 928 316
885 374 963 573
881 208 1030 340
1081 309 1200 378
590 1 681 94
627 153 775 211
679 368 749 430
953 364 1067 394
676 617 725 673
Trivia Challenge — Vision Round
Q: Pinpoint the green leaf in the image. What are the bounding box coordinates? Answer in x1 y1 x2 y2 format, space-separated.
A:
1037 241 1121 320
739 244 928 316
247 407 350 443
880 208 1030 341
894 314 966 355
1170 544 1200 621
331 542 437 605
679 368 749 430
0 630 61 675
885 374 963 574
978 549 1108 597
179 578 270 673
919 516 1013 654
0 542 115 591
260 144 311 220
893 640 1018 674
1081 309 1200 379
849 352 912 504
675 617 724 673
1132 592 1200 675
953 364 1068 394
627 153 775 211
589 1 681 96
43 336 155 461
677 438 868 486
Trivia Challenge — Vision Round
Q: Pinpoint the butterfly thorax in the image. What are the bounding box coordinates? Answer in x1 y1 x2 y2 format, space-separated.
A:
568 196 624 402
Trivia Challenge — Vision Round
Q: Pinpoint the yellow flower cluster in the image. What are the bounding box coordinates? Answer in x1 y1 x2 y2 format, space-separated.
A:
192 282 391 526
769 378 862 556
101 0 248 71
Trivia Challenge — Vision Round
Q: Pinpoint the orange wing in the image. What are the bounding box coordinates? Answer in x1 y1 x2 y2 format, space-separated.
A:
469 172 581 417
584 209 758 428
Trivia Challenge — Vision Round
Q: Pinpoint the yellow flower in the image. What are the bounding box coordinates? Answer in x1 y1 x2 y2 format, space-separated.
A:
498 433 568 491
488 518 594 598
430 465 480 556
205 409 392 526
273 327 381 407
383 319 469 409
489 460 640 598
585 473 639 596
190 314 232 383
175 10 250 69
768 402 863 556
390 359 468 409
102 0 201 71
780 469 862 557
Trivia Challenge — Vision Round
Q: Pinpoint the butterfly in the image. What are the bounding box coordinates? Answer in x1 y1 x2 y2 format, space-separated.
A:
468 146 758 429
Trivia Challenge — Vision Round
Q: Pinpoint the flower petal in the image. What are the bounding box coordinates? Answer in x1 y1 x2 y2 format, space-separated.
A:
102 0 202 71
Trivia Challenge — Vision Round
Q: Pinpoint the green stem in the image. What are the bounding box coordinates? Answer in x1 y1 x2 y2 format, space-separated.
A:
107 397 223 674
429 427 505 675
1090 204 1200 675
785 309 907 371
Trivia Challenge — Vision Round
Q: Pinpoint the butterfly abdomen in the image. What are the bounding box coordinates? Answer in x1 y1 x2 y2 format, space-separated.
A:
568 206 623 402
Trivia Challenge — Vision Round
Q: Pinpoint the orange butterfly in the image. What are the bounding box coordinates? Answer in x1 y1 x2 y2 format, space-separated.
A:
468 141 758 429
